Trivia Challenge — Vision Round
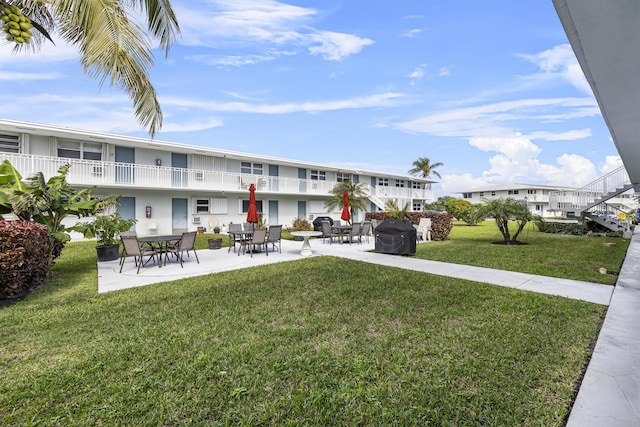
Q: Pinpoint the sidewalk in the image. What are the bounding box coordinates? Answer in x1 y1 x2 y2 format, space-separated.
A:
99 235 613 305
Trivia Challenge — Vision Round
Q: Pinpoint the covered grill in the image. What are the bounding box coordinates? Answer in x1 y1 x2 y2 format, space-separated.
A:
312 216 334 231
374 219 417 255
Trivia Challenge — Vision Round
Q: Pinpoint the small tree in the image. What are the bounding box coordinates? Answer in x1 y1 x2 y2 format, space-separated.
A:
324 181 368 224
444 198 472 219
457 203 488 226
484 198 536 244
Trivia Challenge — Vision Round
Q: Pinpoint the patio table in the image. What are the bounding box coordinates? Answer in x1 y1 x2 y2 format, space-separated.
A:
228 230 255 256
331 225 352 244
290 231 323 257
138 235 182 267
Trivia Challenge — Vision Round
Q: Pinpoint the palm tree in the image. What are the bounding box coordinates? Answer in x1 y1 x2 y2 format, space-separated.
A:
408 157 443 191
408 157 443 180
1 0 180 137
324 181 368 224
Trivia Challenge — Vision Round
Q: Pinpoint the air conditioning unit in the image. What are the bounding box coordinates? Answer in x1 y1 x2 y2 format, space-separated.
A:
192 216 201 224
195 171 204 180
92 166 103 175
261 178 267 185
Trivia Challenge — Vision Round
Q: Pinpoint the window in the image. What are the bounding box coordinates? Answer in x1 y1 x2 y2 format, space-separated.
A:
0 133 20 153
378 178 389 186
535 204 543 212
58 139 102 160
396 180 405 188
479 192 484 196
462 193 472 199
310 170 326 180
527 189 537 195
508 189 519 195
242 199 263 213
411 181 422 189
413 202 422 211
337 172 350 182
241 162 263 175
491 191 496 196
195 198 210 214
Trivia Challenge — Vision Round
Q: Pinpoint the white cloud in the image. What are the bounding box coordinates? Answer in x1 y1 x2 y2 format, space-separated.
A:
470 136 542 164
306 31 374 61
161 91 404 114
176 0 373 61
600 155 623 174
519 44 592 94
0 71 62 80
439 67 450 77
401 29 423 38
395 97 599 138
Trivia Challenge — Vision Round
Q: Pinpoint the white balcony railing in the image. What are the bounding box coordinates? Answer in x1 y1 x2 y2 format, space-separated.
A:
0 153 433 203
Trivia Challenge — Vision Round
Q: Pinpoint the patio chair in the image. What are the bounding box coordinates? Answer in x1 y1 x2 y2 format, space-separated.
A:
228 223 243 253
415 218 432 242
266 225 282 253
241 228 268 257
119 234 158 274
165 231 199 267
349 222 362 244
360 221 372 243
321 220 335 244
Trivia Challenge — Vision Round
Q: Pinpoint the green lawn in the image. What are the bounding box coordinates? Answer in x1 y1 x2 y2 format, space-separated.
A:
0 226 622 426
414 221 630 285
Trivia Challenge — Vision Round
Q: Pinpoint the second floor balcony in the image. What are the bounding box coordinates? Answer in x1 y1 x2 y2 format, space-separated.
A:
1 153 433 203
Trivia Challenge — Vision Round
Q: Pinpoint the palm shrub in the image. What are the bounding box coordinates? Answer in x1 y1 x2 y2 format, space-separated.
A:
484 197 537 244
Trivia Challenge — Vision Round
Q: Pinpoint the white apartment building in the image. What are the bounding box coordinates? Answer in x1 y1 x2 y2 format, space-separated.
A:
456 183 576 217
457 182 638 218
0 118 434 235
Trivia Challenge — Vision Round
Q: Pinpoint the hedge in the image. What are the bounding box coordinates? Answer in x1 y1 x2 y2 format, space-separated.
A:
0 220 51 301
365 211 454 241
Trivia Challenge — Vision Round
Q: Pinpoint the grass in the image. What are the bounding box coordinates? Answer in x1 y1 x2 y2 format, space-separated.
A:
0 230 613 426
413 221 630 285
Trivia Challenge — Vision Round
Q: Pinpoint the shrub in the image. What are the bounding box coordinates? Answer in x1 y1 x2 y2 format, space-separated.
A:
288 217 312 231
365 211 454 241
0 220 50 301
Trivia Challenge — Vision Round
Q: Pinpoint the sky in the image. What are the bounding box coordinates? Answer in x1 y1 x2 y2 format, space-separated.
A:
0 0 623 198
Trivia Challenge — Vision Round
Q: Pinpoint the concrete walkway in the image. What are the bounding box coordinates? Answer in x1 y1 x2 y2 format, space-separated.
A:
98 230 640 425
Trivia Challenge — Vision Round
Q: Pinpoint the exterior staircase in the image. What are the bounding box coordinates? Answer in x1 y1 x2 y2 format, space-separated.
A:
362 184 388 210
549 165 635 235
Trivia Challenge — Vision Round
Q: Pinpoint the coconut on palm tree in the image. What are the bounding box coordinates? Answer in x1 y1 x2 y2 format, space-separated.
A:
0 0 180 137
324 181 368 224
408 157 443 189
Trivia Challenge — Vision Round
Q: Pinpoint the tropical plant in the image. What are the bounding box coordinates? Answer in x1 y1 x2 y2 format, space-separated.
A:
0 160 118 258
384 199 409 220
324 181 368 224
77 212 137 247
483 197 536 244
0 0 180 137
408 157 443 189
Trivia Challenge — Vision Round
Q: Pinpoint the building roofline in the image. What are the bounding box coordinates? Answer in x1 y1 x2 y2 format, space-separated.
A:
0 117 436 183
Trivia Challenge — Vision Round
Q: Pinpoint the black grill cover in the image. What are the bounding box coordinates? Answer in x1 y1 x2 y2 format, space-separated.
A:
312 216 334 231
375 219 417 255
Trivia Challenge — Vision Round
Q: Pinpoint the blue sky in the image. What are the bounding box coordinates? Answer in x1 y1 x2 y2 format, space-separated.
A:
0 0 621 197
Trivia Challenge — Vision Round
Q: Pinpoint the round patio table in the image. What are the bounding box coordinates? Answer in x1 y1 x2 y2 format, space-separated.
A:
290 231 323 257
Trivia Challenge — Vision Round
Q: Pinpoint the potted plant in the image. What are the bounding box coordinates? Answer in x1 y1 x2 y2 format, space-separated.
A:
78 213 138 261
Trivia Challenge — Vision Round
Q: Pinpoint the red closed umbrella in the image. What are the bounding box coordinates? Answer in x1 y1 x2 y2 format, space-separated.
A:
246 183 259 228
341 190 351 224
